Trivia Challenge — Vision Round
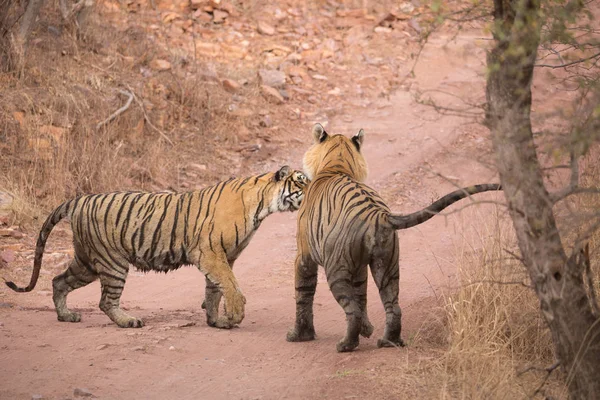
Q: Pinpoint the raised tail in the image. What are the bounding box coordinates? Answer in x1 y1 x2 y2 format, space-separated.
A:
386 184 502 230
5 199 74 292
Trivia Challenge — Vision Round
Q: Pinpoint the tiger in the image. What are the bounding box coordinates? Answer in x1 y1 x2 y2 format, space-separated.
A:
286 124 502 352
5 166 309 329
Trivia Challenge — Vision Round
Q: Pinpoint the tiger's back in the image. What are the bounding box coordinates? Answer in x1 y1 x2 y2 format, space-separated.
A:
288 124 501 352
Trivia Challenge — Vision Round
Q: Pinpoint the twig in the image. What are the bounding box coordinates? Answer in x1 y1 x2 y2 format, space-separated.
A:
125 84 174 146
535 51 600 69
96 89 133 131
582 244 600 317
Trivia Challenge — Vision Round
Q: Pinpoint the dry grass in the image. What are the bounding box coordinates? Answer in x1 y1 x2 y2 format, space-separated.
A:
413 157 600 399
438 208 563 399
380 207 568 399
0 5 255 225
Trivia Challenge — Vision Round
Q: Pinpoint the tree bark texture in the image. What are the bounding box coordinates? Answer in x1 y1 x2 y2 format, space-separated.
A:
485 0 600 397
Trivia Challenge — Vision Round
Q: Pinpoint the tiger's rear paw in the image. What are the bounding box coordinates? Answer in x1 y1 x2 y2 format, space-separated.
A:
224 292 246 325
360 320 374 338
211 316 236 329
377 338 405 348
57 311 81 323
336 338 359 352
116 316 144 328
286 327 315 342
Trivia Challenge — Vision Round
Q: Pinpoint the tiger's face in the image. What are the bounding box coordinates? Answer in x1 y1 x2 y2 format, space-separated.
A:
303 123 368 182
272 166 310 212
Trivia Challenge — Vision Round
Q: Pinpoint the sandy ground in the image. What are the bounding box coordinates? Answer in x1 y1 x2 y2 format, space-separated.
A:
0 30 504 399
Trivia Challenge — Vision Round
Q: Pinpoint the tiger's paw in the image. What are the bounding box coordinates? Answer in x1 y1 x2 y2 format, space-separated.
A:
224 292 246 325
360 320 374 338
57 311 81 323
117 317 145 329
336 338 359 353
376 338 405 348
211 316 236 329
286 327 315 342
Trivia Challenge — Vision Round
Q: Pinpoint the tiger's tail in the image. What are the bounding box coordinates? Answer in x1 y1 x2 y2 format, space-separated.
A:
386 184 502 230
5 199 74 292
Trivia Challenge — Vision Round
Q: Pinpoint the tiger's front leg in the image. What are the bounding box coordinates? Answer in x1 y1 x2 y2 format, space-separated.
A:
198 254 246 328
286 253 318 342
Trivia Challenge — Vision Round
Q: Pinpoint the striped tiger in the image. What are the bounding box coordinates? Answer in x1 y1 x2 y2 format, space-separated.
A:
286 124 501 352
5 166 309 329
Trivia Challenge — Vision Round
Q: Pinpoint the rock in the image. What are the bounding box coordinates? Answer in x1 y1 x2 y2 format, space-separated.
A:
39 125 66 143
73 388 95 398
409 18 422 33
311 74 328 81
260 85 284 104
149 59 171 72
195 41 220 57
328 88 342 96
279 89 290 100
31 395 44 400
222 79 240 93
400 2 415 13
13 111 25 128
260 115 272 127
374 26 392 33
190 0 203 9
95 344 108 350
307 96 318 104
169 346 176 350
132 346 145 351
188 163 207 172
257 21 275 35
212 9 228 23
0 228 23 239
1 250 15 264
258 69 286 88
221 43 246 59
162 12 180 23
286 65 308 79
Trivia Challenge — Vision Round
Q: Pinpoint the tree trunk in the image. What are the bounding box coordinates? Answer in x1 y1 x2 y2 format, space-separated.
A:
485 0 600 397
1 0 44 71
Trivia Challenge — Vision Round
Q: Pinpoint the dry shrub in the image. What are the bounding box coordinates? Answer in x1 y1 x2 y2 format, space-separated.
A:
438 207 564 399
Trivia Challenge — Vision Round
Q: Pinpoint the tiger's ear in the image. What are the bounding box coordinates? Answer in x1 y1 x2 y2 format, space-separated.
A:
274 165 291 182
352 129 365 151
312 123 328 143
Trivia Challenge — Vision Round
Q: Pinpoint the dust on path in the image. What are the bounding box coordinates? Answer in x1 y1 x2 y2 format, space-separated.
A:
0 31 502 400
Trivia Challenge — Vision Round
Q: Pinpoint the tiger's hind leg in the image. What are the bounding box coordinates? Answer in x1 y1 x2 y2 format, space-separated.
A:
354 266 374 339
97 260 144 328
52 258 98 322
370 233 404 348
286 254 318 343
327 265 363 353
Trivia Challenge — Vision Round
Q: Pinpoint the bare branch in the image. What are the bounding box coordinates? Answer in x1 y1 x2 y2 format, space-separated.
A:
535 51 600 69
582 244 600 317
125 84 175 147
96 89 133 131
552 187 600 203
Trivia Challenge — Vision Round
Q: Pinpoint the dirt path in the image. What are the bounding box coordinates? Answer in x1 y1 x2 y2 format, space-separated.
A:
0 31 502 400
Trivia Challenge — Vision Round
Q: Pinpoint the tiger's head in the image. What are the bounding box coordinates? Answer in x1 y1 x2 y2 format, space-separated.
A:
303 123 368 182
271 165 310 212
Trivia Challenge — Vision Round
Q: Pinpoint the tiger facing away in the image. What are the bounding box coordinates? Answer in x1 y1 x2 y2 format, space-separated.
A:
6 166 309 329
286 124 502 352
